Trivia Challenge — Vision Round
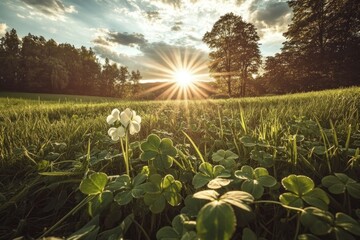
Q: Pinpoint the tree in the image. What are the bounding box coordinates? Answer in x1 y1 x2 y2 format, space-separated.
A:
203 13 261 97
130 70 142 95
281 0 360 90
0 28 21 90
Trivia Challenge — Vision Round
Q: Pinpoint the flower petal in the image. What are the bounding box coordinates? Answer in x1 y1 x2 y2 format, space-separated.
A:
107 108 120 124
120 108 132 127
111 108 120 118
129 121 140 135
118 126 125 138
108 127 117 137
106 115 116 124
133 114 141 124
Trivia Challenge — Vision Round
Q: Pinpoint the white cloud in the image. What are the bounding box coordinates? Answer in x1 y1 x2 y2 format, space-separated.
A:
0 23 7 37
21 0 77 21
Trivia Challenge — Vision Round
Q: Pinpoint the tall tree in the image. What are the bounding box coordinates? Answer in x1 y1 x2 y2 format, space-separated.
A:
203 13 261 96
130 70 142 95
281 0 360 90
0 28 21 89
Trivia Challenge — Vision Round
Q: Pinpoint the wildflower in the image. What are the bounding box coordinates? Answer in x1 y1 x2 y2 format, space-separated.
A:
106 108 120 125
108 126 125 141
120 108 141 135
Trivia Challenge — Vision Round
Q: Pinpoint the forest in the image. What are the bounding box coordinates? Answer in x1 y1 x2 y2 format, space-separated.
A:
0 0 359 98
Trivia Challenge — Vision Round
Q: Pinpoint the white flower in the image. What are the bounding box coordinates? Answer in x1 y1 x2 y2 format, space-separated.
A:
106 108 120 125
120 108 141 135
108 126 125 141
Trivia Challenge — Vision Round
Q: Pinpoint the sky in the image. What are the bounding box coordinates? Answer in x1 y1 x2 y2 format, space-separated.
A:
0 0 292 82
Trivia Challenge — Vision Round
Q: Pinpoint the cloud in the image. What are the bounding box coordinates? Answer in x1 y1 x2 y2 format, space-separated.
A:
252 1 291 26
107 32 147 47
171 25 181 31
146 11 161 21
248 0 292 41
92 36 110 46
93 40 209 81
0 23 7 37
160 0 182 8
21 0 77 20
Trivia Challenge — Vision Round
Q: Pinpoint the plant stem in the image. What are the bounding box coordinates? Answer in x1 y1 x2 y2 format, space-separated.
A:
254 200 304 212
120 137 129 176
293 212 300 240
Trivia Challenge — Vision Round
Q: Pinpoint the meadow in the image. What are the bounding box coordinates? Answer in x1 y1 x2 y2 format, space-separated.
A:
0 88 360 240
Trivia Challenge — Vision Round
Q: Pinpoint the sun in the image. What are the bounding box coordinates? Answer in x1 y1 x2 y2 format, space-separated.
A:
173 69 194 87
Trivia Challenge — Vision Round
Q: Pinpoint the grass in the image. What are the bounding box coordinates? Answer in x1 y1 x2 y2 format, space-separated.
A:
0 87 360 239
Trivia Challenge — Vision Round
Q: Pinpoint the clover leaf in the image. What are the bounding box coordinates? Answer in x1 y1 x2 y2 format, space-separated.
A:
192 162 231 189
212 149 238 169
109 173 147 206
140 134 177 171
300 207 360 239
234 165 277 199
250 149 274 168
80 172 108 195
322 173 360 199
193 190 254 240
280 175 329 210
143 174 182 213
156 214 197 240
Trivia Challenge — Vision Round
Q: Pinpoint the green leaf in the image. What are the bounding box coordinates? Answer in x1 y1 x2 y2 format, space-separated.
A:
212 150 238 162
212 150 238 168
302 188 329 210
181 195 207 218
88 191 113 217
192 163 229 189
193 190 219 201
114 191 133 205
140 134 177 170
322 175 346 194
192 174 212 189
279 192 304 208
282 175 314 195
144 193 166 214
240 136 257 147
250 150 274 168
160 138 177 156
80 172 108 195
154 155 174 170
335 213 360 236
300 207 333 235
322 174 360 199
241 180 264 199
196 201 236 240
347 182 360 199
163 175 182 206
141 134 161 152
207 178 232 189
219 191 254 212
107 174 131 191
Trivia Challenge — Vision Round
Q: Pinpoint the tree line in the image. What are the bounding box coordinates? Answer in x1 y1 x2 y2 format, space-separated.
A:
0 30 142 98
203 0 359 97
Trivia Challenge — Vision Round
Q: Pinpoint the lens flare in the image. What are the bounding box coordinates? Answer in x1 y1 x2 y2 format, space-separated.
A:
137 46 215 100
173 69 194 88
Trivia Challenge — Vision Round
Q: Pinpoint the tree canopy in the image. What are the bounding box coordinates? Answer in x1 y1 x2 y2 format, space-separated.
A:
203 13 261 97
0 29 142 98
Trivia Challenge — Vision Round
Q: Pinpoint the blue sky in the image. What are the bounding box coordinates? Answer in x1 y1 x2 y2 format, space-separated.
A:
0 0 292 81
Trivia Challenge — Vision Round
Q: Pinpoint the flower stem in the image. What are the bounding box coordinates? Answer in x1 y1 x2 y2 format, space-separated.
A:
120 137 129 176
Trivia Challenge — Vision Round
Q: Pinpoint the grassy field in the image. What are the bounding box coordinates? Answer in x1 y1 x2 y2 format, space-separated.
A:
1 87 360 239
